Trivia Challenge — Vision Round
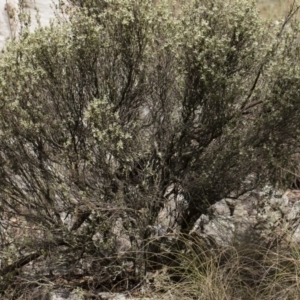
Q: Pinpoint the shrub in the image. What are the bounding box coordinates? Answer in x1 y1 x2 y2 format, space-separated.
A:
1 0 300 295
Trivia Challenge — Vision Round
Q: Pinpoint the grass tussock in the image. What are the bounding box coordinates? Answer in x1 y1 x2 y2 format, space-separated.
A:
151 233 300 300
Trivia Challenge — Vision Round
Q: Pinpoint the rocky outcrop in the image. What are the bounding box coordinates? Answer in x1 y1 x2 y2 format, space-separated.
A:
190 187 300 247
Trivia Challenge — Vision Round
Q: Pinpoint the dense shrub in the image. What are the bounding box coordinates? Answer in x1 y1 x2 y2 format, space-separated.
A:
1 0 300 296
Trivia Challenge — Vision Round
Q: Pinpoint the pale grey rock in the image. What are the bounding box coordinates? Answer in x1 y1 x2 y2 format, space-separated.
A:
49 289 83 300
49 290 178 300
190 214 209 233
291 224 300 243
209 199 231 216
157 184 187 232
286 200 300 221
98 292 126 300
202 217 235 246
193 189 300 246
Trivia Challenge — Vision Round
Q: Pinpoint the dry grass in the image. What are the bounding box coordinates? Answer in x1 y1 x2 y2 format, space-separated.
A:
151 233 300 300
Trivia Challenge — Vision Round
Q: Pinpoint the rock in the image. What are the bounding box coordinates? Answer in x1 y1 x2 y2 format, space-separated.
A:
157 184 187 232
209 199 231 217
192 189 300 246
98 292 126 300
48 290 177 300
49 289 83 300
